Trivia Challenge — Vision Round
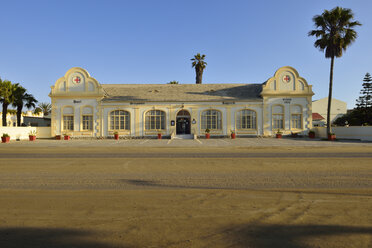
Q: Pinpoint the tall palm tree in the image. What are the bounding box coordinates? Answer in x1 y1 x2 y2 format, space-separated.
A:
0 79 19 126
38 102 52 116
12 85 38 126
309 6 361 136
191 53 207 84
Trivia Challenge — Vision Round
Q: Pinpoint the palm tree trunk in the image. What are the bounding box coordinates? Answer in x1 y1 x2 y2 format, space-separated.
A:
195 66 203 84
198 70 203 84
16 105 23 127
2 103 8 127
327 56 335 135
195 68 200 84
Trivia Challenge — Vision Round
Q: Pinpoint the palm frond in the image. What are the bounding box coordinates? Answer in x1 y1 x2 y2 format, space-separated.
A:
309 6 361 58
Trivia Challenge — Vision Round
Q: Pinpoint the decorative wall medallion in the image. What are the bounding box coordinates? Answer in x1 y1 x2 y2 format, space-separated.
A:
283 75 291 83
73 76 81 84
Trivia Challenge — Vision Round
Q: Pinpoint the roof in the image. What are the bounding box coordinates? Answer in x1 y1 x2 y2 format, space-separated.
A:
101 84 263 102
312 113 325 121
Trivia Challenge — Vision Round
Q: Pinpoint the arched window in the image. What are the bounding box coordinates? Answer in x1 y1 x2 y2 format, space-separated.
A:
145 110 165 130
82 106 93 131
291 105 302 129
63 106 74 131
272 105 284 130
201 110 222 130
110 110 130 130
236 109 256 129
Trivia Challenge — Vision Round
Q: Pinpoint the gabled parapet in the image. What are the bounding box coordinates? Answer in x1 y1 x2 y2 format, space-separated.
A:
49 67 104 97
261 66 314 97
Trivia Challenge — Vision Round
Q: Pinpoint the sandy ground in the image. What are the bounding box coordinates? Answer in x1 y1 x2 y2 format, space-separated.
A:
0 144 371 247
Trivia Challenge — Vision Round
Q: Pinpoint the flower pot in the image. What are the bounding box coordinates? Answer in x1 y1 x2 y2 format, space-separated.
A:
64 135 70 140
1 137 10 143
276 133 282 139
309 132 315 139
114 134 119 140
29 135 36 141
205 133 210 139
55 135 61 140
157 133 162 139
328 134 336 141
231 133 236 139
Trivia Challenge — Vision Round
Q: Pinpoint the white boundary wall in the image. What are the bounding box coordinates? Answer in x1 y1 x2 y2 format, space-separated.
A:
313 126 372 141
0 127 51 140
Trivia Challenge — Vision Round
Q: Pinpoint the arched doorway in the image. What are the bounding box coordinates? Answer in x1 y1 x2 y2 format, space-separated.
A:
176 110 191 135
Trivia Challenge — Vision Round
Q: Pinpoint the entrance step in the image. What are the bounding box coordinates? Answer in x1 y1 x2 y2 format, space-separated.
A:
173 134 194 140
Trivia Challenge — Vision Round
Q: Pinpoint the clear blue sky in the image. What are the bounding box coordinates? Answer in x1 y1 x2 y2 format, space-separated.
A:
1 0 371 109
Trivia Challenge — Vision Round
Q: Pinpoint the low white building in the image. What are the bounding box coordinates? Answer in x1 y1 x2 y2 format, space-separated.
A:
312 97 347 124
0 111 44 127
49 66 314 138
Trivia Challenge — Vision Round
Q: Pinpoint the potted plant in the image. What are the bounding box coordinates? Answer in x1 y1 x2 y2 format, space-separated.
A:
1 133 10 143
113 131 119 140
276 129 282 139
205 128 210 139
63 133 70 140
308 130 315 139
157 133 162 139
328 132 336 141
230 130 236 139
29 130 37 141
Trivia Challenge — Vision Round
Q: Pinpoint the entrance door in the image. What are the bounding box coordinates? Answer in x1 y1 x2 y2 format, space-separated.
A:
176 110 191 135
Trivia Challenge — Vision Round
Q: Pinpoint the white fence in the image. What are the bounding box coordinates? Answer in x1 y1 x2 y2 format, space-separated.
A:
0 127 51 140
313 126 372 141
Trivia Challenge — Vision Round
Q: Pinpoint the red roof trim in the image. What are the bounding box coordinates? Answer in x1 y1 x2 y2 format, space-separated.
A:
312 113 324 121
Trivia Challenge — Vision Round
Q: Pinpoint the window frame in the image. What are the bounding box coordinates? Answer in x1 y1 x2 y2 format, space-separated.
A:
109 110 131 131
236 109 257 130
291 113 302 129
63 115 74 131
272 105 285 130
201 109 222 131
145 110 166 131
290 105 303 130
82 115 93 131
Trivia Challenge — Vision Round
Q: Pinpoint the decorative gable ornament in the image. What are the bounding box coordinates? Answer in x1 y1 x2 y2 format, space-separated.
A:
73 76 81 84
283 75 291 83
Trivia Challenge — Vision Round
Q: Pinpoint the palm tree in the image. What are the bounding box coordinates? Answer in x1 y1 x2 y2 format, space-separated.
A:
34 107 42 115
309 6 361 136
0 79 19 126
191 53 207 84
38 102 52 116
12 85 38 126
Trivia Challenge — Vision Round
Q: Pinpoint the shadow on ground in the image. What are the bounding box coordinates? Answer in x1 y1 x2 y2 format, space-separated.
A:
121 179 372 197
0 227 130 248
222 224 372 248
121 179 222 190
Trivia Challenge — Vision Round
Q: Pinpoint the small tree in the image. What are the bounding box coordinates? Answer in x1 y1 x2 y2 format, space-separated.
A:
37 102 52 116
0 79 19 126
34 107 42 115
167 81 179 84
356 73 372 124
12 85 38 126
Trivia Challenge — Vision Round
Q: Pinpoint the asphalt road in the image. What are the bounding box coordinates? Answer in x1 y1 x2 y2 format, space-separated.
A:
1 152 372 158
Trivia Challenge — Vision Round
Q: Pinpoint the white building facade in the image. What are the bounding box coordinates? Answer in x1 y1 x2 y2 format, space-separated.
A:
312 97 347 125
49 66 314 138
